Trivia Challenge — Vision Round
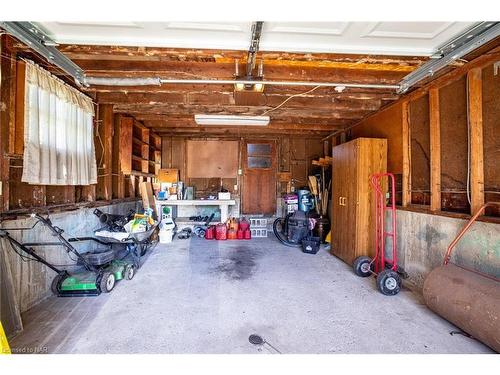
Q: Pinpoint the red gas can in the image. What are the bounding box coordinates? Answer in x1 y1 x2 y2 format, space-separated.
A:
239 218 250 232
205 225 215 240
228 218 239 232
227 229 237 240
244 229 251 240
236 229 244 240
215 223 227 240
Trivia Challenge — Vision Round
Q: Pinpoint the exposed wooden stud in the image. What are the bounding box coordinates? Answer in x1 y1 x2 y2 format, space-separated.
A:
345 46 500 134
402 100 411 207
96 104 114 200
429 88 441 211
467 68 485 214
14 60 26 155
0 35 17 211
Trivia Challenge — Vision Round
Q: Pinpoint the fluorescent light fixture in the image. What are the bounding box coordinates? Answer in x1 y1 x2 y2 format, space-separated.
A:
234 83 245 91
194 115 270 126
253 83 264 92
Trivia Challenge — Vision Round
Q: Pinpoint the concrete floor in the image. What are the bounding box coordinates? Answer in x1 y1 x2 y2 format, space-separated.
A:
10 236 493 354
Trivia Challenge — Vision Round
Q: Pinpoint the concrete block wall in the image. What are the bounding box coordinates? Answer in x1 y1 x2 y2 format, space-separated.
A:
1 201 141 314
388 210 500 291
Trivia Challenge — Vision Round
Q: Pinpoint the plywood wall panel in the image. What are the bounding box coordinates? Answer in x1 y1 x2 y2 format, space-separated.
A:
279 137 290 172
171 139 186 180
482 63 500 217
439 78 468 190
409 94 430 203
46 186 75 205
351 102 403 173
186 140 238 178
161 137 172 168
482 63 500 191
439 77 470 213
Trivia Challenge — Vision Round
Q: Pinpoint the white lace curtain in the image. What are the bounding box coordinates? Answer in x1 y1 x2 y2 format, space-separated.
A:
21 60 97 185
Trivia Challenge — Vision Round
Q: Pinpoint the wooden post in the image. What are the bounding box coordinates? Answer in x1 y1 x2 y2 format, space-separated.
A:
402 101 411 207
0 35 17 211
467 68 485 214
15 60 26 155
113 115 133 199
429 88 441 211
96 104 114 200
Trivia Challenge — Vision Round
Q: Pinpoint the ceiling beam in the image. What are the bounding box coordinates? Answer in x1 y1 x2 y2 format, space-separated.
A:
154 127 333 137
52 44 427 65
90 84 398 97
132 115 354 127
99 93 382 111
73 60 405 84
96 90 392 105
114 105 370 120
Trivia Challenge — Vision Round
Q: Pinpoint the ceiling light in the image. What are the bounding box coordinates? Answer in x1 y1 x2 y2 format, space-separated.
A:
235 83 245 91
194 115 270 126
253 83 264 92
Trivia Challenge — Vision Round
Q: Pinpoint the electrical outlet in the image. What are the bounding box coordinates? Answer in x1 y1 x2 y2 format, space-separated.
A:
233 184 238 191
238 169 243 175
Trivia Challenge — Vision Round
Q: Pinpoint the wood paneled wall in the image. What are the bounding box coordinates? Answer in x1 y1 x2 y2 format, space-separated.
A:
349 53 500 218
0 37 156 214
161 135 325 199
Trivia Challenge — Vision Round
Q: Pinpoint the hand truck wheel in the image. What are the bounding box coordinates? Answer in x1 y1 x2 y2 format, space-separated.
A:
353 256 372 277
376 269 401 296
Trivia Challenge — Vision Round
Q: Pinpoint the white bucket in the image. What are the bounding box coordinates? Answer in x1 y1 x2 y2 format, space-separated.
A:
159 229 173 244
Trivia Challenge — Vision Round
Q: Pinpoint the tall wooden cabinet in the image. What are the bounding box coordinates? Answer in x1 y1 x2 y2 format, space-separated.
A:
330 138 387 265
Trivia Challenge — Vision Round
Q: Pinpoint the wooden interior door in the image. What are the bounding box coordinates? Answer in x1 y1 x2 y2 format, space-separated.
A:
242 140 276 215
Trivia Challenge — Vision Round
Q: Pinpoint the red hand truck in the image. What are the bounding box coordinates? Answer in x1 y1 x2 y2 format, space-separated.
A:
353 172 402 295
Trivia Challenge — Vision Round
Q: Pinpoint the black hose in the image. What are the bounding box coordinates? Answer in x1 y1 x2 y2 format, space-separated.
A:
272 217 301 248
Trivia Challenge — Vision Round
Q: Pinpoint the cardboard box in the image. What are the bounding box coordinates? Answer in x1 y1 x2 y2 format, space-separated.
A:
158 169 179 183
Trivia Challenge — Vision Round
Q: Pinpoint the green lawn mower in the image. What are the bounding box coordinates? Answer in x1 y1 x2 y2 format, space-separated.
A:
0 213 154 297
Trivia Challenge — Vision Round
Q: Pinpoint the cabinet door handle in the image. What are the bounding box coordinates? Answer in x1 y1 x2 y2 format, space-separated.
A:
342 197 347 206
338 197 342 206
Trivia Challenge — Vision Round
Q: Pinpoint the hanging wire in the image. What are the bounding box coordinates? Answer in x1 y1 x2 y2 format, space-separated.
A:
261 85 321 116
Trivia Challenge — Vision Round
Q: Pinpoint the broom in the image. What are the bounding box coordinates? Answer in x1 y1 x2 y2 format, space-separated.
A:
308 176 321 215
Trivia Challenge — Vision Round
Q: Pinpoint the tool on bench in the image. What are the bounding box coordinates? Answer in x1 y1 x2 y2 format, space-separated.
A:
193 213 215 238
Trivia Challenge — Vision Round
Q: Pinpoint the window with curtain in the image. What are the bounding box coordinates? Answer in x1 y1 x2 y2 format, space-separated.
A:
21 60 97 185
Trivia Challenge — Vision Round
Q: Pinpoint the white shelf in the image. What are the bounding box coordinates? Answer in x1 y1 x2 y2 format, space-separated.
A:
155 199 236 206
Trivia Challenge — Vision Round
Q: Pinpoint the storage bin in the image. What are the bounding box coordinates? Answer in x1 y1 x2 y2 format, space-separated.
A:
159 229 173 244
